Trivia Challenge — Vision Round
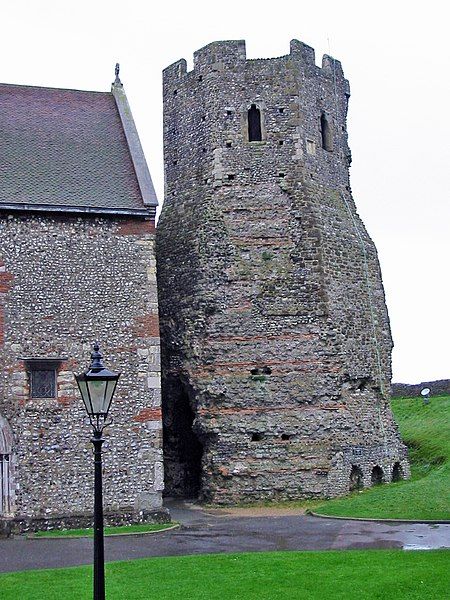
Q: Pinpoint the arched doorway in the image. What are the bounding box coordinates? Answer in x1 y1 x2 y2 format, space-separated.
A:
0 415 13 516
371 465 384 486
392 462 404 482
349 465 363 491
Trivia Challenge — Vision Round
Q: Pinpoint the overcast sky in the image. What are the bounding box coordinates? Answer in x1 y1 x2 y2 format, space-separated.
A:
2 1 448 383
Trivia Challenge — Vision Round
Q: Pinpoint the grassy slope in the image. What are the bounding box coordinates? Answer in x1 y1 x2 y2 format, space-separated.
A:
33 522 176 538
0 550 449 600
315 395 450 520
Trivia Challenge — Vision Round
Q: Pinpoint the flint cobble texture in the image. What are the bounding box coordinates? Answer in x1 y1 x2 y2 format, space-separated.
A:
0 214 167 530
156 40 409 504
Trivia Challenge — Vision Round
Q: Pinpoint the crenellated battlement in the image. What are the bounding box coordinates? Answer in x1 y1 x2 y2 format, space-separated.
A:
163 39 348 89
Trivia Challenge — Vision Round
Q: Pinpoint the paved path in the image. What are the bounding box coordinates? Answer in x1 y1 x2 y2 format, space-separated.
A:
1 500 449 573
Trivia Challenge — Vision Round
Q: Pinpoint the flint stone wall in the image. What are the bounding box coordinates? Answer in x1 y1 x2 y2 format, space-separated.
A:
0 213 167 530
157 40 409 504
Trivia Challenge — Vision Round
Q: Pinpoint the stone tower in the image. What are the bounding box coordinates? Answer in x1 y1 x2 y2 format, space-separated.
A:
157 40 409 504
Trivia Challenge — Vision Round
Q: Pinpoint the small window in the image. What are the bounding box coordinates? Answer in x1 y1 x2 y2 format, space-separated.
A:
31 369 56 398
281 434 291 441
278 107 285 114
23 357 65 400
173 90 178 96
226 110 233 116
198 75 203 82
227 174 235 180
251 433 263 442
278 140 284 146
226 141 232 148
248 104 262 142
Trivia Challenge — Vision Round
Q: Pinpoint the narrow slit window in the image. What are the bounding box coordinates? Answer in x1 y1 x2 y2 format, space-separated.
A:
248 104 262 142
320 112 333 151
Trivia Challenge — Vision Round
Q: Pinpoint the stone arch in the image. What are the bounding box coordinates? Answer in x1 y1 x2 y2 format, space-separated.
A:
391 462 404 482
0 415 14 516
370 465 384 486
349 465 363 491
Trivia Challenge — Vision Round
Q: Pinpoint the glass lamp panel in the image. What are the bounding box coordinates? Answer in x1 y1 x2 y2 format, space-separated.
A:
103 379 118 415
87 379 108 414
76 377 92 415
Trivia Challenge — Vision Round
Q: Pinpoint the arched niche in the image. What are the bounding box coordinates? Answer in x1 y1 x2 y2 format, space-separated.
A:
349 465 363 491
391 462 404 482
370 465 384 486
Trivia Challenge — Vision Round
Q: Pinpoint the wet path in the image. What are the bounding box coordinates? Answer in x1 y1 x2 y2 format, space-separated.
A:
1 500 449 573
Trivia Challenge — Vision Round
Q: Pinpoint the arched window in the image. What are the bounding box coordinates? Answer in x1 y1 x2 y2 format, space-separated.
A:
320 112 333 151
248 104 262 142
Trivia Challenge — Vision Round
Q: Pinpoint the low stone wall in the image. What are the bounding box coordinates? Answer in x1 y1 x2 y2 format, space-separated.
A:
0 507 170 538
392 380 450 398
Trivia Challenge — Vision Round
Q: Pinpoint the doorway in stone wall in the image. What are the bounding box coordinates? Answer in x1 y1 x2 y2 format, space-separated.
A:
163 380 203 499
0 416 13 516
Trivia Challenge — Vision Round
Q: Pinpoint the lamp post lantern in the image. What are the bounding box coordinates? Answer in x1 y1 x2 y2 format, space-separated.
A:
76 343 120 600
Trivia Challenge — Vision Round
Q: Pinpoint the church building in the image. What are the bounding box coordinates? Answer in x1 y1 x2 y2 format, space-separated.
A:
0 71 166 533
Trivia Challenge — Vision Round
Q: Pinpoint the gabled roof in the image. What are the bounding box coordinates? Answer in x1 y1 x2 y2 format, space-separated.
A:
0 79 157 217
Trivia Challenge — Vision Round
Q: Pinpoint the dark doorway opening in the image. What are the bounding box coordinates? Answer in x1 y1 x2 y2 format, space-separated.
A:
248 104 262 142
371 465 384 485
392 462 403 482
163 381 203 499
349 465 363 491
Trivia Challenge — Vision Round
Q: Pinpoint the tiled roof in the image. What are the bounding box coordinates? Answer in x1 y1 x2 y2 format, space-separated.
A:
0 82 157 216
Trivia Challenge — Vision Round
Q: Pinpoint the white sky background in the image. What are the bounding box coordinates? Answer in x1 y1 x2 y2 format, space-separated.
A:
1 0 448 383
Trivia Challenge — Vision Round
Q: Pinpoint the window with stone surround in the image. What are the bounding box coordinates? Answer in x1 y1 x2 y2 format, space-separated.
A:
30 369 56 398
23 358 65 399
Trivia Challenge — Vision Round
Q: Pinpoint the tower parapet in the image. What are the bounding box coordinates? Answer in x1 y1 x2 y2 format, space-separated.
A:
157 40 409 504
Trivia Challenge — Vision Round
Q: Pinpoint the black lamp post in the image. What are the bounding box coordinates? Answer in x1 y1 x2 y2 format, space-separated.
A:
76 343 120 600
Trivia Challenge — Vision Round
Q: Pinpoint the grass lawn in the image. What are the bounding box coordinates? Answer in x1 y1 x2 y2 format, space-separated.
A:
314 395 450 520
32 522 177 538
0 549 448 599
